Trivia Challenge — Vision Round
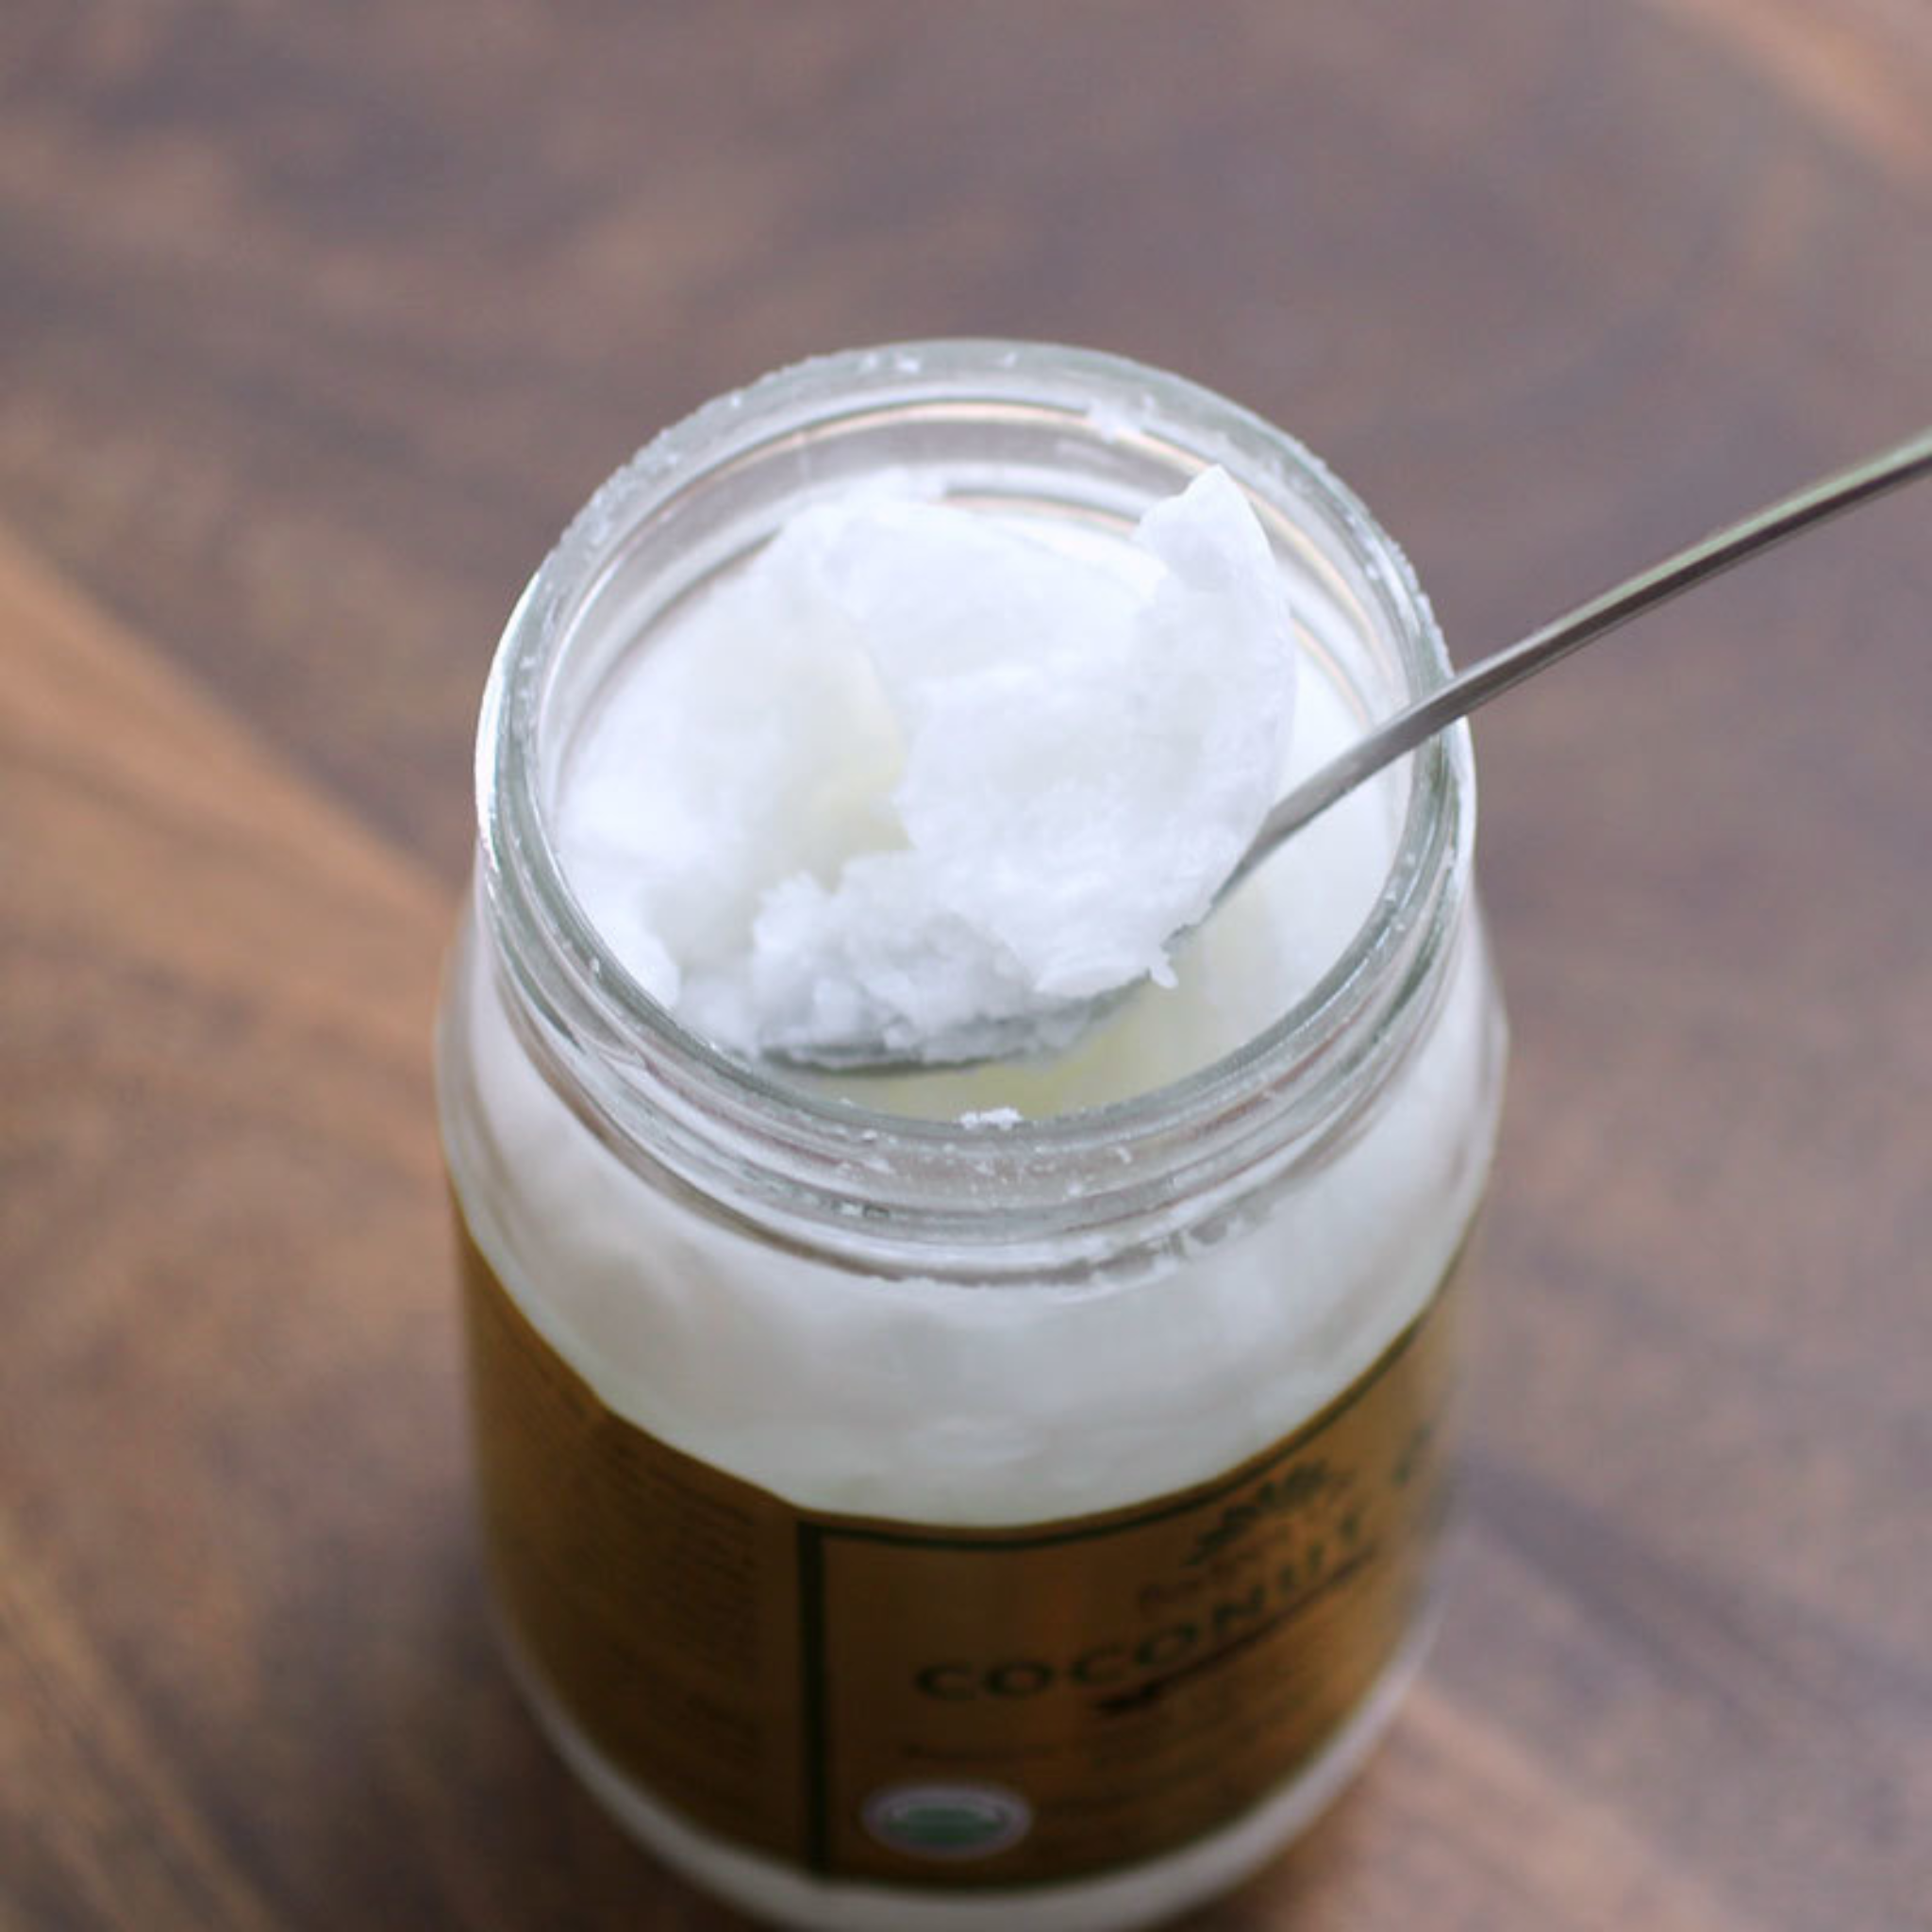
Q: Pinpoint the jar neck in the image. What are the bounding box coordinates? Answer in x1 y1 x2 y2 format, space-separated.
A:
476 341 1473 1282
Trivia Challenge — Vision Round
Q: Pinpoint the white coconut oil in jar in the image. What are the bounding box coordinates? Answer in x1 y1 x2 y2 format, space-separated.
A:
436 341 1507 1931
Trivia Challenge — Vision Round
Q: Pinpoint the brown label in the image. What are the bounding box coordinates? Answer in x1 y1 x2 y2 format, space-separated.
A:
458 1223 1459 1886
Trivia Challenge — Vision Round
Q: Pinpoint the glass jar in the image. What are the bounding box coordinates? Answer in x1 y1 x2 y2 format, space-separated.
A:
436 341 1507 1931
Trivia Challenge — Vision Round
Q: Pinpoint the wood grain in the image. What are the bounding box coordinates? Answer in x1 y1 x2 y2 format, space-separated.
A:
1 3 1928 1927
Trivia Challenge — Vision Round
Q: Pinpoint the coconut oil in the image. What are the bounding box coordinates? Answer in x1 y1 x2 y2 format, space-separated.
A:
437 341 1507 1930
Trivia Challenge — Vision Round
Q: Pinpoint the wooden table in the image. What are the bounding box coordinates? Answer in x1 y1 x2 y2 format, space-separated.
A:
4 6 1928 1926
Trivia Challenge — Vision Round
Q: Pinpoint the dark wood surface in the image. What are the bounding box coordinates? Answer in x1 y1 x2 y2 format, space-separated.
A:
3 6 1928 1927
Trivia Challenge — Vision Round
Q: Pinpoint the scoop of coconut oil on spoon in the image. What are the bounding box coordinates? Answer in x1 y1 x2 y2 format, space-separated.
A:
770 425 1932 1075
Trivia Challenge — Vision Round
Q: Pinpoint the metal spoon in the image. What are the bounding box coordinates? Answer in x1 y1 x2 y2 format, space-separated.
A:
778 425 1932 1072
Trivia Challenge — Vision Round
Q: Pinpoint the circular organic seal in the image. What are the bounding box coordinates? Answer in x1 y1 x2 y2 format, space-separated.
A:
860 1782 1034 1859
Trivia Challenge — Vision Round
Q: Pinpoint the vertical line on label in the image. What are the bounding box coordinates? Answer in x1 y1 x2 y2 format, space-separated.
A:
796 1522 831 1873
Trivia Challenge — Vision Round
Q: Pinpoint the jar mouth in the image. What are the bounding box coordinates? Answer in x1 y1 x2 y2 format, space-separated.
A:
478 341 1471 1273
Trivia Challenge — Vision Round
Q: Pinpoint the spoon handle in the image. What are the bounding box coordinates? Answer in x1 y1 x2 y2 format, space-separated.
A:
1230 425 1932 889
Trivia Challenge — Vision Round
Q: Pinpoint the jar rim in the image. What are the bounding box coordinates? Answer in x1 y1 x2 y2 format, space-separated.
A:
476 340 1473 1274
